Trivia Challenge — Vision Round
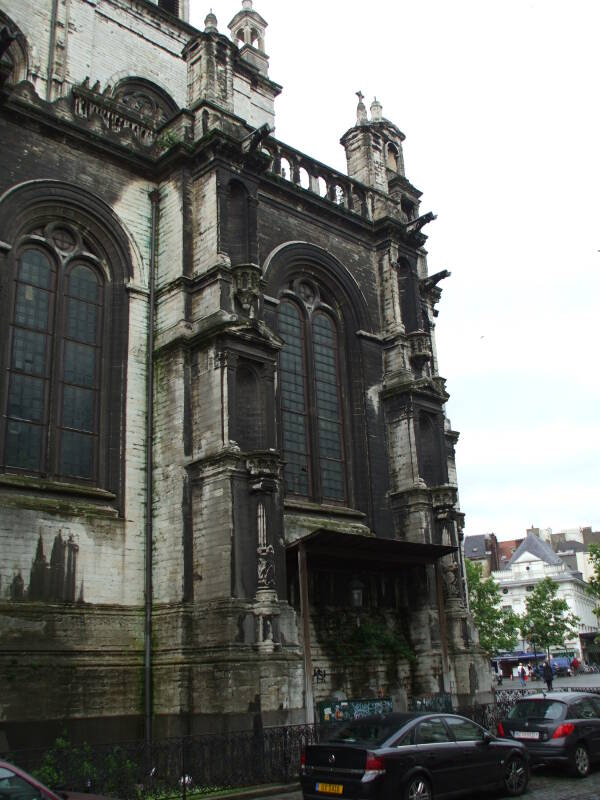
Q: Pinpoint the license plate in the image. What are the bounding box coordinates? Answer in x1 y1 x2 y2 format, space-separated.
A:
513 731 540 739
316 783 343 794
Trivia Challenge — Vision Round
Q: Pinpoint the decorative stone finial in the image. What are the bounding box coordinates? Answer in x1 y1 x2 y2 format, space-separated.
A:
370 96 383 122
242 0 253 9
204 9 218 32
356 90 368 125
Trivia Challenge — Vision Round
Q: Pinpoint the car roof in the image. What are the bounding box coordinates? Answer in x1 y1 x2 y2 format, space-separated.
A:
517 692 599 702
330 711 477 727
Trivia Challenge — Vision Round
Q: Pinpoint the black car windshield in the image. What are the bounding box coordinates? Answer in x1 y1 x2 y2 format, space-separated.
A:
509 700 566 721
323 719 401 746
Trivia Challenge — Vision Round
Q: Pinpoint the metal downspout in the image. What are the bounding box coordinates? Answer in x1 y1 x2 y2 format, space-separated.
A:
145 190 160 749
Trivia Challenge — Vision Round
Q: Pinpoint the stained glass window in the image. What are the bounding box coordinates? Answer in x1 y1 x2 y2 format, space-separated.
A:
5 249 53 471
59 264 101 479
279 302 309 496
3 243 103 482
278 289 346 503
313 313 344 500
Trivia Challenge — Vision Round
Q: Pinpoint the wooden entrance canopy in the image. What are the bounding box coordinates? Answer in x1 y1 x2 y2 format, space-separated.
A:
286 529 457 724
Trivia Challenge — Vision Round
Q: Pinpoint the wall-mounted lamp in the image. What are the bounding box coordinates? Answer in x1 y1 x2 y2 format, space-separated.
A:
349 577 365 609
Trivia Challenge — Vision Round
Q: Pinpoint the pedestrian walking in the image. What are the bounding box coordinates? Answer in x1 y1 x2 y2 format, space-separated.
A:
518 662 526 688
543 659 553 691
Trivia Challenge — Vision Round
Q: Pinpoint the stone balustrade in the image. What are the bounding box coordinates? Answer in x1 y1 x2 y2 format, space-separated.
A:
261 137 385 222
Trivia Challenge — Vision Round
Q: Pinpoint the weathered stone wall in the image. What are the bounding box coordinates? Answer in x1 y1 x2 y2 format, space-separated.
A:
1 0 191 105
0 108 151 744
0 0 493 749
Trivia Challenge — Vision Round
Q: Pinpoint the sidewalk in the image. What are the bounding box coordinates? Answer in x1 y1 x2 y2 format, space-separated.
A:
201 785 300 800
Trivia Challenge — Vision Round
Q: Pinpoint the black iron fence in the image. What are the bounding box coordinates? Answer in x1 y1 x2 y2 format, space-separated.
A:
6 723 319 800
8 687 600 799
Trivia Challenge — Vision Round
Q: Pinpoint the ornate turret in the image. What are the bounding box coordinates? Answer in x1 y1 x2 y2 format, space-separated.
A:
341 95 407 194
228 0 270 77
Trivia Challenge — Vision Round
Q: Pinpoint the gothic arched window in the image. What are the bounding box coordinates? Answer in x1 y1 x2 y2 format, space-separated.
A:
0 12 28 85
2 225 108 483
278 279 346 503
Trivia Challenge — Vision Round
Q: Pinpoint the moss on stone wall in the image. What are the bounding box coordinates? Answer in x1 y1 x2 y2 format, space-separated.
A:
313 608 414 695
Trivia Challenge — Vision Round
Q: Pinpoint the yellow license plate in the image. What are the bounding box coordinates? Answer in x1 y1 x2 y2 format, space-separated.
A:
316 784 343 795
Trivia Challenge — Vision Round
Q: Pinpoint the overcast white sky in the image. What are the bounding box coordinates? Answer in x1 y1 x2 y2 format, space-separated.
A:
190 0 600 541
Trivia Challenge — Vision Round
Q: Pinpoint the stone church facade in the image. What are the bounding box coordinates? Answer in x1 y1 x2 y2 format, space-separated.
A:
0 0 489 749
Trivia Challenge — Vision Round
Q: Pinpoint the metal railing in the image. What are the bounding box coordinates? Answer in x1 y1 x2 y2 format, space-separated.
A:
6 723 320 800
8 687 600 799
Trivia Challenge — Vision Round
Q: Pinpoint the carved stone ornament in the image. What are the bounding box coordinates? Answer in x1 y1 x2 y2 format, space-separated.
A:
256 502 276 591
442 560 460 600
232 264 262 318
257 544 276 589
246 453 279 478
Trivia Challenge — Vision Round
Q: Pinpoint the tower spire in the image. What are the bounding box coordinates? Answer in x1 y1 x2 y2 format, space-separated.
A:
228 1 270 76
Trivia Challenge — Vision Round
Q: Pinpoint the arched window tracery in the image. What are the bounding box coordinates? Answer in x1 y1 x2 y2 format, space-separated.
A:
3 226 106 481
0 188 131 504
277 278 346 503
0 12 29 84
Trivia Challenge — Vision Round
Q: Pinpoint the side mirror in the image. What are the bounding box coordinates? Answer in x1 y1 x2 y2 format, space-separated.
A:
482 731 493 745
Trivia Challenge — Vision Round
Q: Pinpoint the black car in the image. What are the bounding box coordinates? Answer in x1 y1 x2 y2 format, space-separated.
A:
497 691 600 777
300 712 529 800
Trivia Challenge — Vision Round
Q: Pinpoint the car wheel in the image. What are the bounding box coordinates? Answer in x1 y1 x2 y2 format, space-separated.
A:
503 754 529 796
404 774 432 800
569 743 590 778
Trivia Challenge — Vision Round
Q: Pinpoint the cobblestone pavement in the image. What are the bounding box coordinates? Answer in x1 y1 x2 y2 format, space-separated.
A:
251 766 600 799
523 766 600 799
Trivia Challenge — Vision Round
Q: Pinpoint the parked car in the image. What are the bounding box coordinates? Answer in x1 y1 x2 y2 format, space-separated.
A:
0 761 113 800
300 712 529 800
497 691 600 777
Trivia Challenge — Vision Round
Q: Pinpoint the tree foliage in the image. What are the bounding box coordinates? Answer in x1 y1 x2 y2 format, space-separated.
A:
585 543 600 618
465 559 520 655
520 576 579 656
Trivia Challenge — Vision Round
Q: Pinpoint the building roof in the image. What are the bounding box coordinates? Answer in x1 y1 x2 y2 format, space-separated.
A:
464 534 488 559
498 539 522 564
508 532 562 566
556 539 588 553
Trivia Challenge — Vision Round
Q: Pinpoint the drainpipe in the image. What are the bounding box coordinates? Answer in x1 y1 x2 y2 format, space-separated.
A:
145 190 160 750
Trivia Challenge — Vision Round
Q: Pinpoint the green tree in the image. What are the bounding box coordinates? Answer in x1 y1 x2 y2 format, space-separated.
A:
465 559 520 655
520 576 579 657
585 543 600 618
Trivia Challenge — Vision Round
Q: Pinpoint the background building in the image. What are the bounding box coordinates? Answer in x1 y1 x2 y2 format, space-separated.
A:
491 532 598 659
0 0 489 749
464 533 500 576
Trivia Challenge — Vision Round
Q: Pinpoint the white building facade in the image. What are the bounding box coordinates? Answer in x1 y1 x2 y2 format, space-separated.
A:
492 533 598 659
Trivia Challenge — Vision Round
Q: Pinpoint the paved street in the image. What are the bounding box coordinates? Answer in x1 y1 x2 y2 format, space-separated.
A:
497 672 600 691
526 766 600 798
248 679 600 800
252 767 600 800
